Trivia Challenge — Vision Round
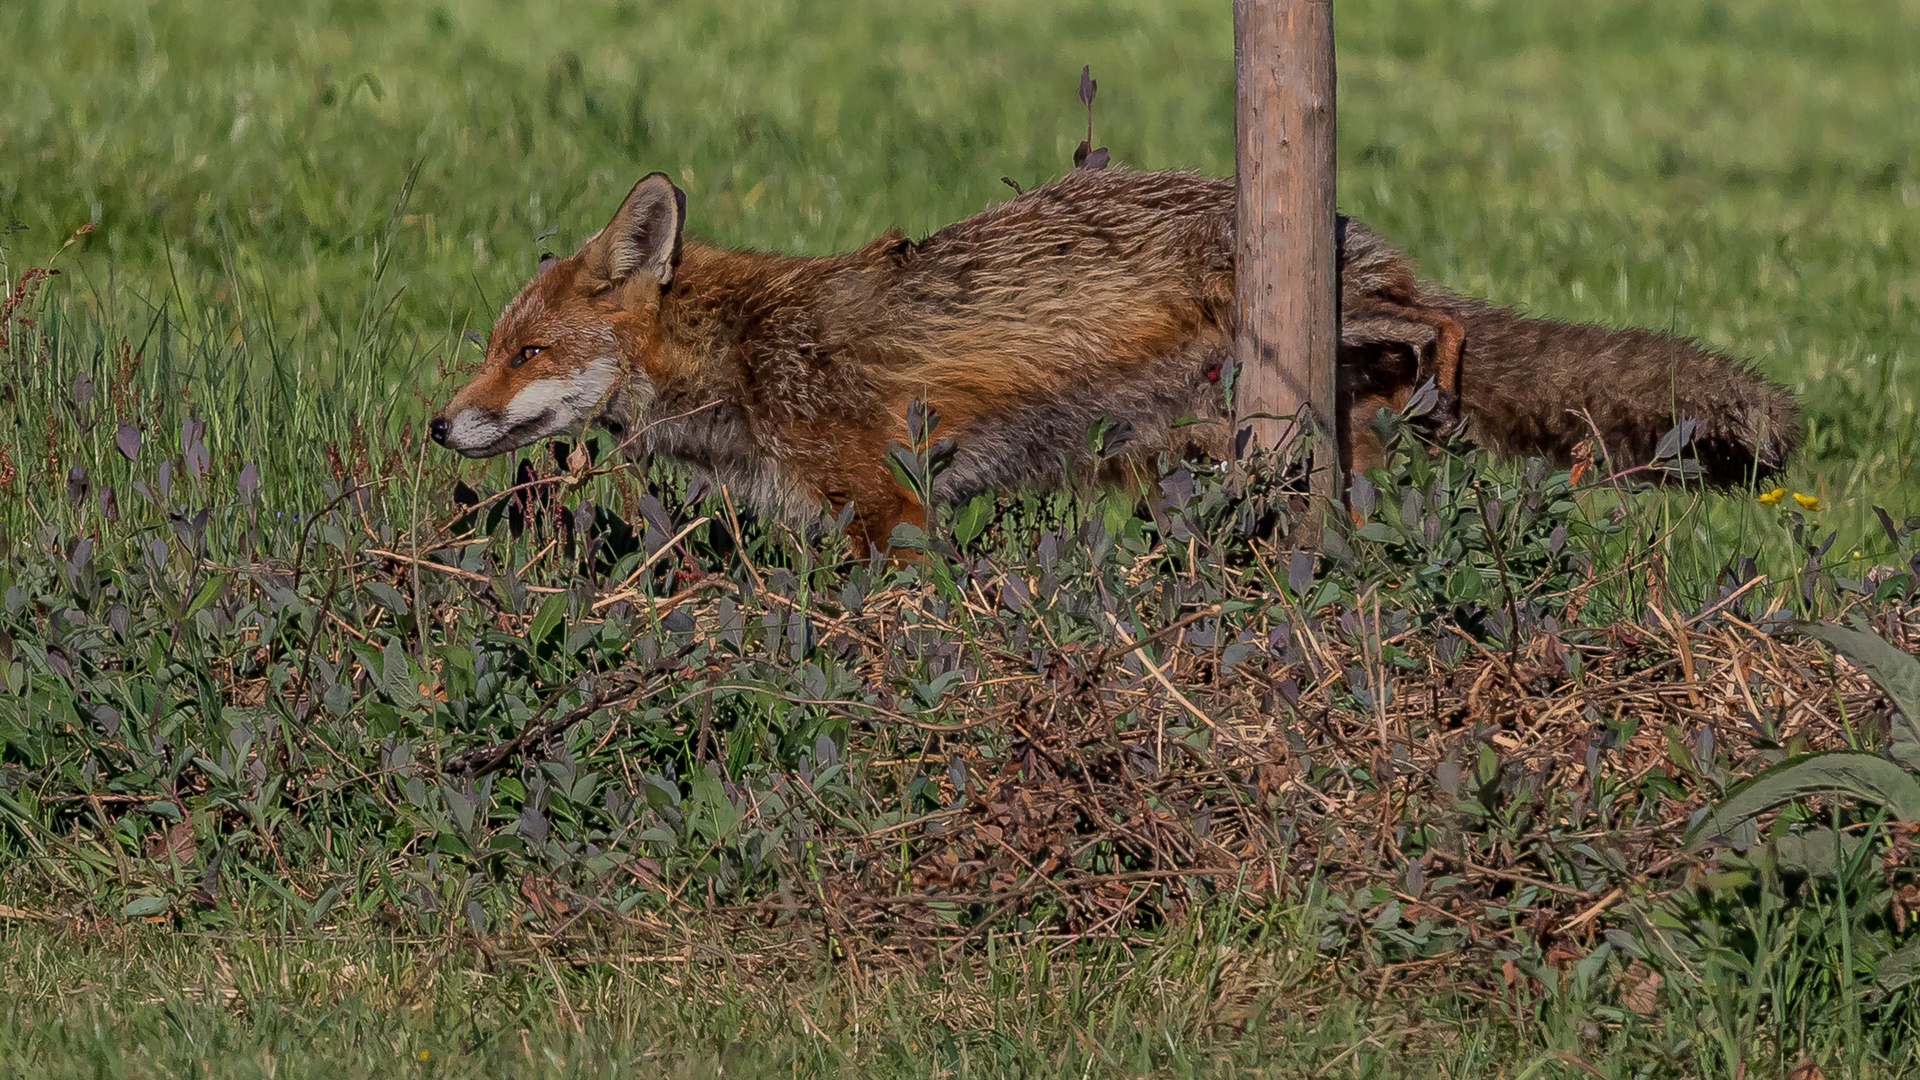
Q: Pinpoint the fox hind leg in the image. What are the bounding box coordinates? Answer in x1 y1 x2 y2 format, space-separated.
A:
1341 298 1466 432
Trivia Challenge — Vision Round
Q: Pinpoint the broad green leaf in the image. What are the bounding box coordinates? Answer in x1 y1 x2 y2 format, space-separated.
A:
528 591 568 646
323 682 352 718
1355 521 1397 543
180 573 228 621
380 637 416 706
949 495 992 547
1688 751 1920 845
1802 620 1920 770
1877 939 1920 993
362 581 411 616
1769 827 1865 878
887 522 931 552
122 894 169 918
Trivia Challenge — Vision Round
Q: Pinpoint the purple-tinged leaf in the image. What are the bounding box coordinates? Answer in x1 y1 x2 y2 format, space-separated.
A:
71 371 94 406
1875 505 1900 545
169 510 209 549
1404 378 1439 418
1079 65 1095 107
1287 548 1314 596
518 807 549 844
85 701 121 735
99 486 118 522
464 329 485 349
1654 420 1697 461
1082 147 1110 171
115 421 141 462
1159 467 1194 507
1349 475 1376 517
238 462 259 504
66 465 89 507
1000 576 1031 612
157 460 173 501
108 604 130 636
1275 677 1300 706
182 417 208 481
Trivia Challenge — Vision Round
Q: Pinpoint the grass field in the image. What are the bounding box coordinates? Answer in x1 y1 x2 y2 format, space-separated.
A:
4 0 1920 1076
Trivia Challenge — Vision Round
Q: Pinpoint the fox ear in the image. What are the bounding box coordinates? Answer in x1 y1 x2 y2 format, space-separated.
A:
584 172 685 287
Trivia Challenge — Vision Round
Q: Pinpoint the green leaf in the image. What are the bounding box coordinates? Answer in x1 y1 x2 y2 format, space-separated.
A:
380 637 416 706
122 894 170 918
528 591 568 647
180 573 228 621
323 682 352 718
1355 521 1397 543
306 884 345 927
887 522 931 552
1688 750 1920 845
1877 939 1920 993
362 581 411 616
1769 826 1865 878
1801 620 1920 770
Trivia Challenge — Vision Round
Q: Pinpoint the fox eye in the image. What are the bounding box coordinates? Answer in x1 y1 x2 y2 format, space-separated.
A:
510 345 544 369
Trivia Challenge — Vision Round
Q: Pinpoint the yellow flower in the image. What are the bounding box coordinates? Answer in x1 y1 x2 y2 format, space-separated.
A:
1756 487 1787 506
417 1050 430 1061
1792 492 1823 512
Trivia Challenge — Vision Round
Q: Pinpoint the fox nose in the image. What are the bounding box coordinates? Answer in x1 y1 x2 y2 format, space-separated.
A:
428 415 450 446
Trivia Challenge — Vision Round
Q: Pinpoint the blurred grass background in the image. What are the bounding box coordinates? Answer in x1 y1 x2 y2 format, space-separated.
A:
1 0 1915 549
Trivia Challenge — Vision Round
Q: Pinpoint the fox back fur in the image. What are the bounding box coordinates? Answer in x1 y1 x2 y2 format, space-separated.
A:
432 168 1800 552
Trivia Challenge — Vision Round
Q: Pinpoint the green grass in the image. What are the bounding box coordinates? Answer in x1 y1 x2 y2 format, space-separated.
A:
4 0 1920 1076
0 914 1465 1079
6 910 1909 1080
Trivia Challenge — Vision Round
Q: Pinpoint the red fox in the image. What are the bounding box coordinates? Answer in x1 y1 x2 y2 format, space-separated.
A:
431 168 1799 552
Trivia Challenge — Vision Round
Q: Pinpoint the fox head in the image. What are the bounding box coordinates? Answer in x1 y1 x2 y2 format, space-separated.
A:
430 172 686 458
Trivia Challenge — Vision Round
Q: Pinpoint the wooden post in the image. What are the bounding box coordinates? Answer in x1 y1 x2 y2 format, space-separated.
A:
1233 0 1339 514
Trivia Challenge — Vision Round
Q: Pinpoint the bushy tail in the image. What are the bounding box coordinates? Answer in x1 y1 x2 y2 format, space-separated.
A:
1442 295 1801 486
1670 350 1800 485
